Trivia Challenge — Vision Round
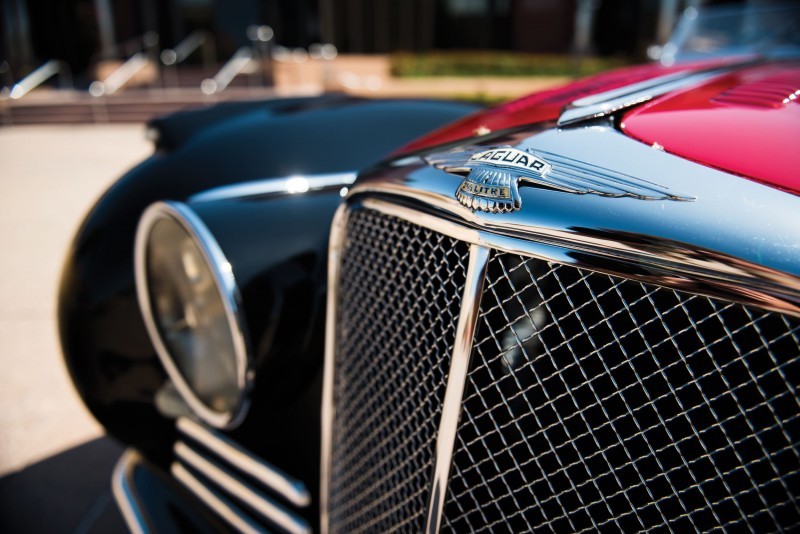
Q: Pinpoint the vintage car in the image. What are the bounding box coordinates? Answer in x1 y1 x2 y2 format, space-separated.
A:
58 5 800 533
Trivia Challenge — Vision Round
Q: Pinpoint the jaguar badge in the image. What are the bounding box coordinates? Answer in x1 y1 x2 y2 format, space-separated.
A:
432 147 552 213
426 145 695 212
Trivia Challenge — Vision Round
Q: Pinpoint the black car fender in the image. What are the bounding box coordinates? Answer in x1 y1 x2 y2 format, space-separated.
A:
58 96 478 452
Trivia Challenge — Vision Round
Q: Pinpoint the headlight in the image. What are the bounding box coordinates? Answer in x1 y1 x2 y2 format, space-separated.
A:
135 201 251 428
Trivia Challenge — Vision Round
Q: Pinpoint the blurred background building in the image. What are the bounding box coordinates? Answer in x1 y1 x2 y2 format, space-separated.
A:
3 0 750 87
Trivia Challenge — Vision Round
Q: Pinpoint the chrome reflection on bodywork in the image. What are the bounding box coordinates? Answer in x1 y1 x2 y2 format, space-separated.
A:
189 172 358 203
172 417 311 534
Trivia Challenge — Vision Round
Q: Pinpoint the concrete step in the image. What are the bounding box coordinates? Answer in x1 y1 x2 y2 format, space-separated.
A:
0 86 287 126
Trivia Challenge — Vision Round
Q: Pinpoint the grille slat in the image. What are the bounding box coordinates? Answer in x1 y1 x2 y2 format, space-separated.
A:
442 252 800 532
328 209 470 533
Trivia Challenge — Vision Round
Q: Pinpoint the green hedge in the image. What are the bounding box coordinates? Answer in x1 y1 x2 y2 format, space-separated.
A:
447 93 514 106
390 51 629 78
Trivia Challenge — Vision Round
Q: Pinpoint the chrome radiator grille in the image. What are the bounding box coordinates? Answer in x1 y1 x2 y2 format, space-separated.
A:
327 206 800 532
443 252 800 532
328 209 470 532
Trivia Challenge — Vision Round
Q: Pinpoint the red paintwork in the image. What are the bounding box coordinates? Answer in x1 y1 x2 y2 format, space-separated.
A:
622 63 800 196
398 58 740 154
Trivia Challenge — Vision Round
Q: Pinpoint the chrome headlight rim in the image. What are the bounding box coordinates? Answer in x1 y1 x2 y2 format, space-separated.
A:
135 200 252 429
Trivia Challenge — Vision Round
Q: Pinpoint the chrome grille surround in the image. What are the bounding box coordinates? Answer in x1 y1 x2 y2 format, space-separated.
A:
322 123 800 532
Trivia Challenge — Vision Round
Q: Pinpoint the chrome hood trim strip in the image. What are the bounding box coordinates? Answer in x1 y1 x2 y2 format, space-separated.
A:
190 172 357 203
348 125 800 316
558 59 759 126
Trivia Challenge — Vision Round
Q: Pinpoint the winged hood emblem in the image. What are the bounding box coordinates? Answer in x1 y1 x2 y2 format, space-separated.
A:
426 145 694 213
428 147 551 213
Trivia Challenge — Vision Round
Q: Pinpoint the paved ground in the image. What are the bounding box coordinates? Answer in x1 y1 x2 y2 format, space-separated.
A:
0 125 153 532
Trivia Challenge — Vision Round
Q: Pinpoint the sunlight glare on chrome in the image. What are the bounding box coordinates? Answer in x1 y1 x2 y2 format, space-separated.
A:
287 177 310 194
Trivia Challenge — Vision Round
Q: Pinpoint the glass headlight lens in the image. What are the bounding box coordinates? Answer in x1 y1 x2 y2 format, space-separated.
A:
136 202 249 428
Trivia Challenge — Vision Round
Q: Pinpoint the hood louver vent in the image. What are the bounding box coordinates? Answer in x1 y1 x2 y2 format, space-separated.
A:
713 72 800 108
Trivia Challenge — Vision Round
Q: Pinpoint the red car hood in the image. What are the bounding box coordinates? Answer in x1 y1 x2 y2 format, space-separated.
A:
399 58 742 153
401 59 799 197
621 62 800 196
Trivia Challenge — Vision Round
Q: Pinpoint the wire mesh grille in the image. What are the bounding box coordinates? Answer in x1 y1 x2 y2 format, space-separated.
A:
443 252 800 532
328 208 470 533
